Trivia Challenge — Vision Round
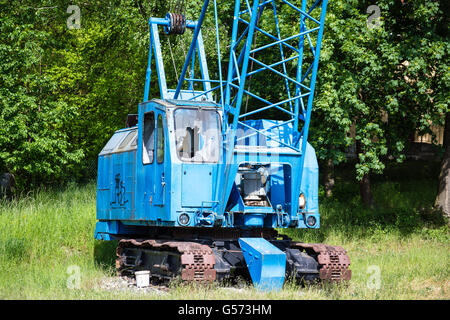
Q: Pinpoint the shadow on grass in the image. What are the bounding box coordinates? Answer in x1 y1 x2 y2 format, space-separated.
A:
285 160 448 242
0 238 30 262
93 240 118 273
285 202 448 243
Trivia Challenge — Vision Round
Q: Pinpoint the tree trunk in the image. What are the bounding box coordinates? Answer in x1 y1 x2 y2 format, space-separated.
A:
324 158 335 198
356 140 375 207
435 112 450 217
359 173 374 207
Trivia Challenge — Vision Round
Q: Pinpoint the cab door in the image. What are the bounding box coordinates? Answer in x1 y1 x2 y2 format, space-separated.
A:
138 109 156 220
153 112 165 207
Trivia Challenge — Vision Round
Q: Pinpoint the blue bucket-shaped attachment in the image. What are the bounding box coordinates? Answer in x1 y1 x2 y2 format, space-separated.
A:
238 237 286 291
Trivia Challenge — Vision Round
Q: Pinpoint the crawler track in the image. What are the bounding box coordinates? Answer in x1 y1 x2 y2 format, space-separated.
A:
116 236 351 284
290 243 352 281
116 239 216 282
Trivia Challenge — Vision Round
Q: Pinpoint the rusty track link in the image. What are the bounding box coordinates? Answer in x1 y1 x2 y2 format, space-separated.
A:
291 243 351 282
116 239 216 283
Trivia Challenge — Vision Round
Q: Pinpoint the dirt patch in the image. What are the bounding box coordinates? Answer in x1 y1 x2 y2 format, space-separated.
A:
97 276 170 295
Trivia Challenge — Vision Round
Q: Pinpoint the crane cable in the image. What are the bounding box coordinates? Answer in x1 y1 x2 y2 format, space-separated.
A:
168 0 184 14
168 38 179 83
167 0 188 88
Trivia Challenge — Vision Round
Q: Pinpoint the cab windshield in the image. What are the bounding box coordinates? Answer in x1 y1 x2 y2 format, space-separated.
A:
174 108 221 163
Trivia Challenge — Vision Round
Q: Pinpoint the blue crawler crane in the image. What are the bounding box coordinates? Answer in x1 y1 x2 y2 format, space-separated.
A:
95 0 351 290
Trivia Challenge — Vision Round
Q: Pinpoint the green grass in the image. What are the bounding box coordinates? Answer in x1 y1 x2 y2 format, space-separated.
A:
0 162 449 299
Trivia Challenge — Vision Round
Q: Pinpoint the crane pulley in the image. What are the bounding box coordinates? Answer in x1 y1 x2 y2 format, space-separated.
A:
166 0 186 35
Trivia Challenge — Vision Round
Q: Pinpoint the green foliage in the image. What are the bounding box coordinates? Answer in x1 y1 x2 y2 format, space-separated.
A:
0 6 84 188
311 0 449 180
0 1 448 189
284 160 449 243
0 165 448 299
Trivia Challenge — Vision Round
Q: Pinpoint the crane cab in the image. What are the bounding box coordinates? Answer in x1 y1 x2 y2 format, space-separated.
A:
95 99 224 239
95 98 320 241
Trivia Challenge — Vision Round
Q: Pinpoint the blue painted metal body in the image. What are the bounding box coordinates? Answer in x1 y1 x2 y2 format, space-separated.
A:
94 0 329 290
239 238 286 291
95 101 320 240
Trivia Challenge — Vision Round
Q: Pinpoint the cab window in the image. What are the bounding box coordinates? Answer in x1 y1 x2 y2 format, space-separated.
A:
157 114 164 164
174 108 221 163
142 112 155 164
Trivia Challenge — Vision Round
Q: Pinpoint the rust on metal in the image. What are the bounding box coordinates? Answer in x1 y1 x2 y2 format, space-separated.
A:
291 242 352 282
116 236 351 284
116 239 216 283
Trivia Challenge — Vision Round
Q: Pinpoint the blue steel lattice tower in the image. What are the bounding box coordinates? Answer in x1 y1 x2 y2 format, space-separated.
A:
94 0 351 290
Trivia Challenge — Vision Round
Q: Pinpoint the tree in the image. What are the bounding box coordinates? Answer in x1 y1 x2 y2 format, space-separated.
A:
311 0 449 206
0 4 83 188
1 0 447 196
435 112 450 216
311 0 397 206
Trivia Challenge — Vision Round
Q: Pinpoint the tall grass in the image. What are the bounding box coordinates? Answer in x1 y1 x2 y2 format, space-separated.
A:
0 161 448 299
0 182 111 299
